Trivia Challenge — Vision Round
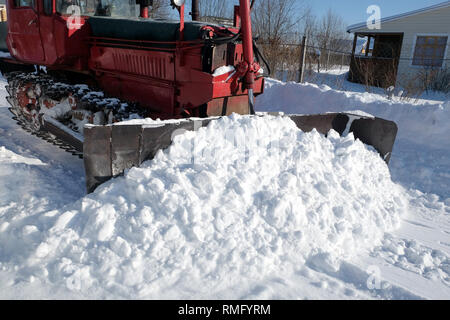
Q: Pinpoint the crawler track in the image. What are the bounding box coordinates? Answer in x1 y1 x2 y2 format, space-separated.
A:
4 71 144 159
8 106 84 159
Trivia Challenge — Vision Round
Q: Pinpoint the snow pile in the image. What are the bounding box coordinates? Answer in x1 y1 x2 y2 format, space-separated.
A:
256 78 450 199
7 115 407 298
256 78 450 149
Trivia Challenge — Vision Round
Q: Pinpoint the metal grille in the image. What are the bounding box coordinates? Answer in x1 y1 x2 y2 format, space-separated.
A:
112 52 168 79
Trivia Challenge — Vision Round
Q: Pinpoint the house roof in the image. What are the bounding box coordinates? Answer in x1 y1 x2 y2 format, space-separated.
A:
347 1 450 33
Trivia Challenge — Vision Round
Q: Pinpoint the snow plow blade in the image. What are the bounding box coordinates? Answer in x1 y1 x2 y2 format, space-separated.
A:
84 113 397 193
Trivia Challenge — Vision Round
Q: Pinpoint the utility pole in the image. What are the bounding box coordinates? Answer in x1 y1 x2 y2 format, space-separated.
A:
191 0 200 21
298 36 307 83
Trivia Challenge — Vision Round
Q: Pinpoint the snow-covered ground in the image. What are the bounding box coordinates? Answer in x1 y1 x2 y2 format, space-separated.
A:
282 66 449 102
0 72 449 299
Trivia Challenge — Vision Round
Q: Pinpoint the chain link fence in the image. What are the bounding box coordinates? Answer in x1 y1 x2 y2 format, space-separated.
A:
257 40 354 82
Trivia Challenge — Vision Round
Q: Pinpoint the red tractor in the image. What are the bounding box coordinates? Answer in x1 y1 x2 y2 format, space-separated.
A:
4 0 264 118
0 0 398 192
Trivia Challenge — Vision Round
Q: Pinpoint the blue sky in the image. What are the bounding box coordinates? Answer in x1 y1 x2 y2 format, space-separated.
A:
297 0 448 25
181 1 448 26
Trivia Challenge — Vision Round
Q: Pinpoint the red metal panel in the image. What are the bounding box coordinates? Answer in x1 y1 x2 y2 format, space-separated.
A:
6 2 45 63
52 15 90 70
90 44 177 115
111 50 170 79
206 95 250 116
90 46 175 81
96 73 176 117
39 13 58 66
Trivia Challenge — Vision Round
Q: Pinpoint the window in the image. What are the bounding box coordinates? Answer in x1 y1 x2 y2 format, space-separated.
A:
56 0 137 17
43 0 53 15
356 36 374 57
57 0 81 15
412 35 448 67
14 0 35 7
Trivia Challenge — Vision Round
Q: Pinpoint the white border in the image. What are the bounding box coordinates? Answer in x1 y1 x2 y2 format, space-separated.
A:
409 33 449 69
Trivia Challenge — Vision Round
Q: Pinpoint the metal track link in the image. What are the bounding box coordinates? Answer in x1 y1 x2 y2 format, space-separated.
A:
8 107 83 159
4 71 144 160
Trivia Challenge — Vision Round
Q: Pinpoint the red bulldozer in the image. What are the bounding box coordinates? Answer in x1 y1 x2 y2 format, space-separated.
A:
0 0 397 192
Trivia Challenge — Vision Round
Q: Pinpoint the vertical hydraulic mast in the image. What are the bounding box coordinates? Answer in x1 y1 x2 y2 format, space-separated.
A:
239 0 257 114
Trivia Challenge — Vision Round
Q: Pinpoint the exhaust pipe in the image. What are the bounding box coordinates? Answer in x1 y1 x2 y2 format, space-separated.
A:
137 0 152 18
191 0 200 21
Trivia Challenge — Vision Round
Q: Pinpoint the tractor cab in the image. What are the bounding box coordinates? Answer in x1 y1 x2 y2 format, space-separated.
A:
7 0 92 67
5 0 164 69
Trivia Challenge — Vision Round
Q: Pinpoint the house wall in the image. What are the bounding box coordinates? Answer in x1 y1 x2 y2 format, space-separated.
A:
351 5 450 87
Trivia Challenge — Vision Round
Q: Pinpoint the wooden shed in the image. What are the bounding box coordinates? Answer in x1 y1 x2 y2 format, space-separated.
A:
347 1 450 88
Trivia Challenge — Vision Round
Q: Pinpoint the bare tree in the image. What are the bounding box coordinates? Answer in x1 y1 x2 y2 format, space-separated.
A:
252 0 297 43
198 0 232 18
251 0 300 76
149 0 171 19
298 8 317 47
317 9 347 48
294 7 320 75
316 9 349 70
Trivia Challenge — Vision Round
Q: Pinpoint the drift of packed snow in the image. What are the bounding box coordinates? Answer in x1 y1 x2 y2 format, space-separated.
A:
0 114 408 298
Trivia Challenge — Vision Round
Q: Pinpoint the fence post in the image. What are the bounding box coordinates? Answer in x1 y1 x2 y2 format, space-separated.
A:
317 50 320 73
298 36 307 83
326 49 330 71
